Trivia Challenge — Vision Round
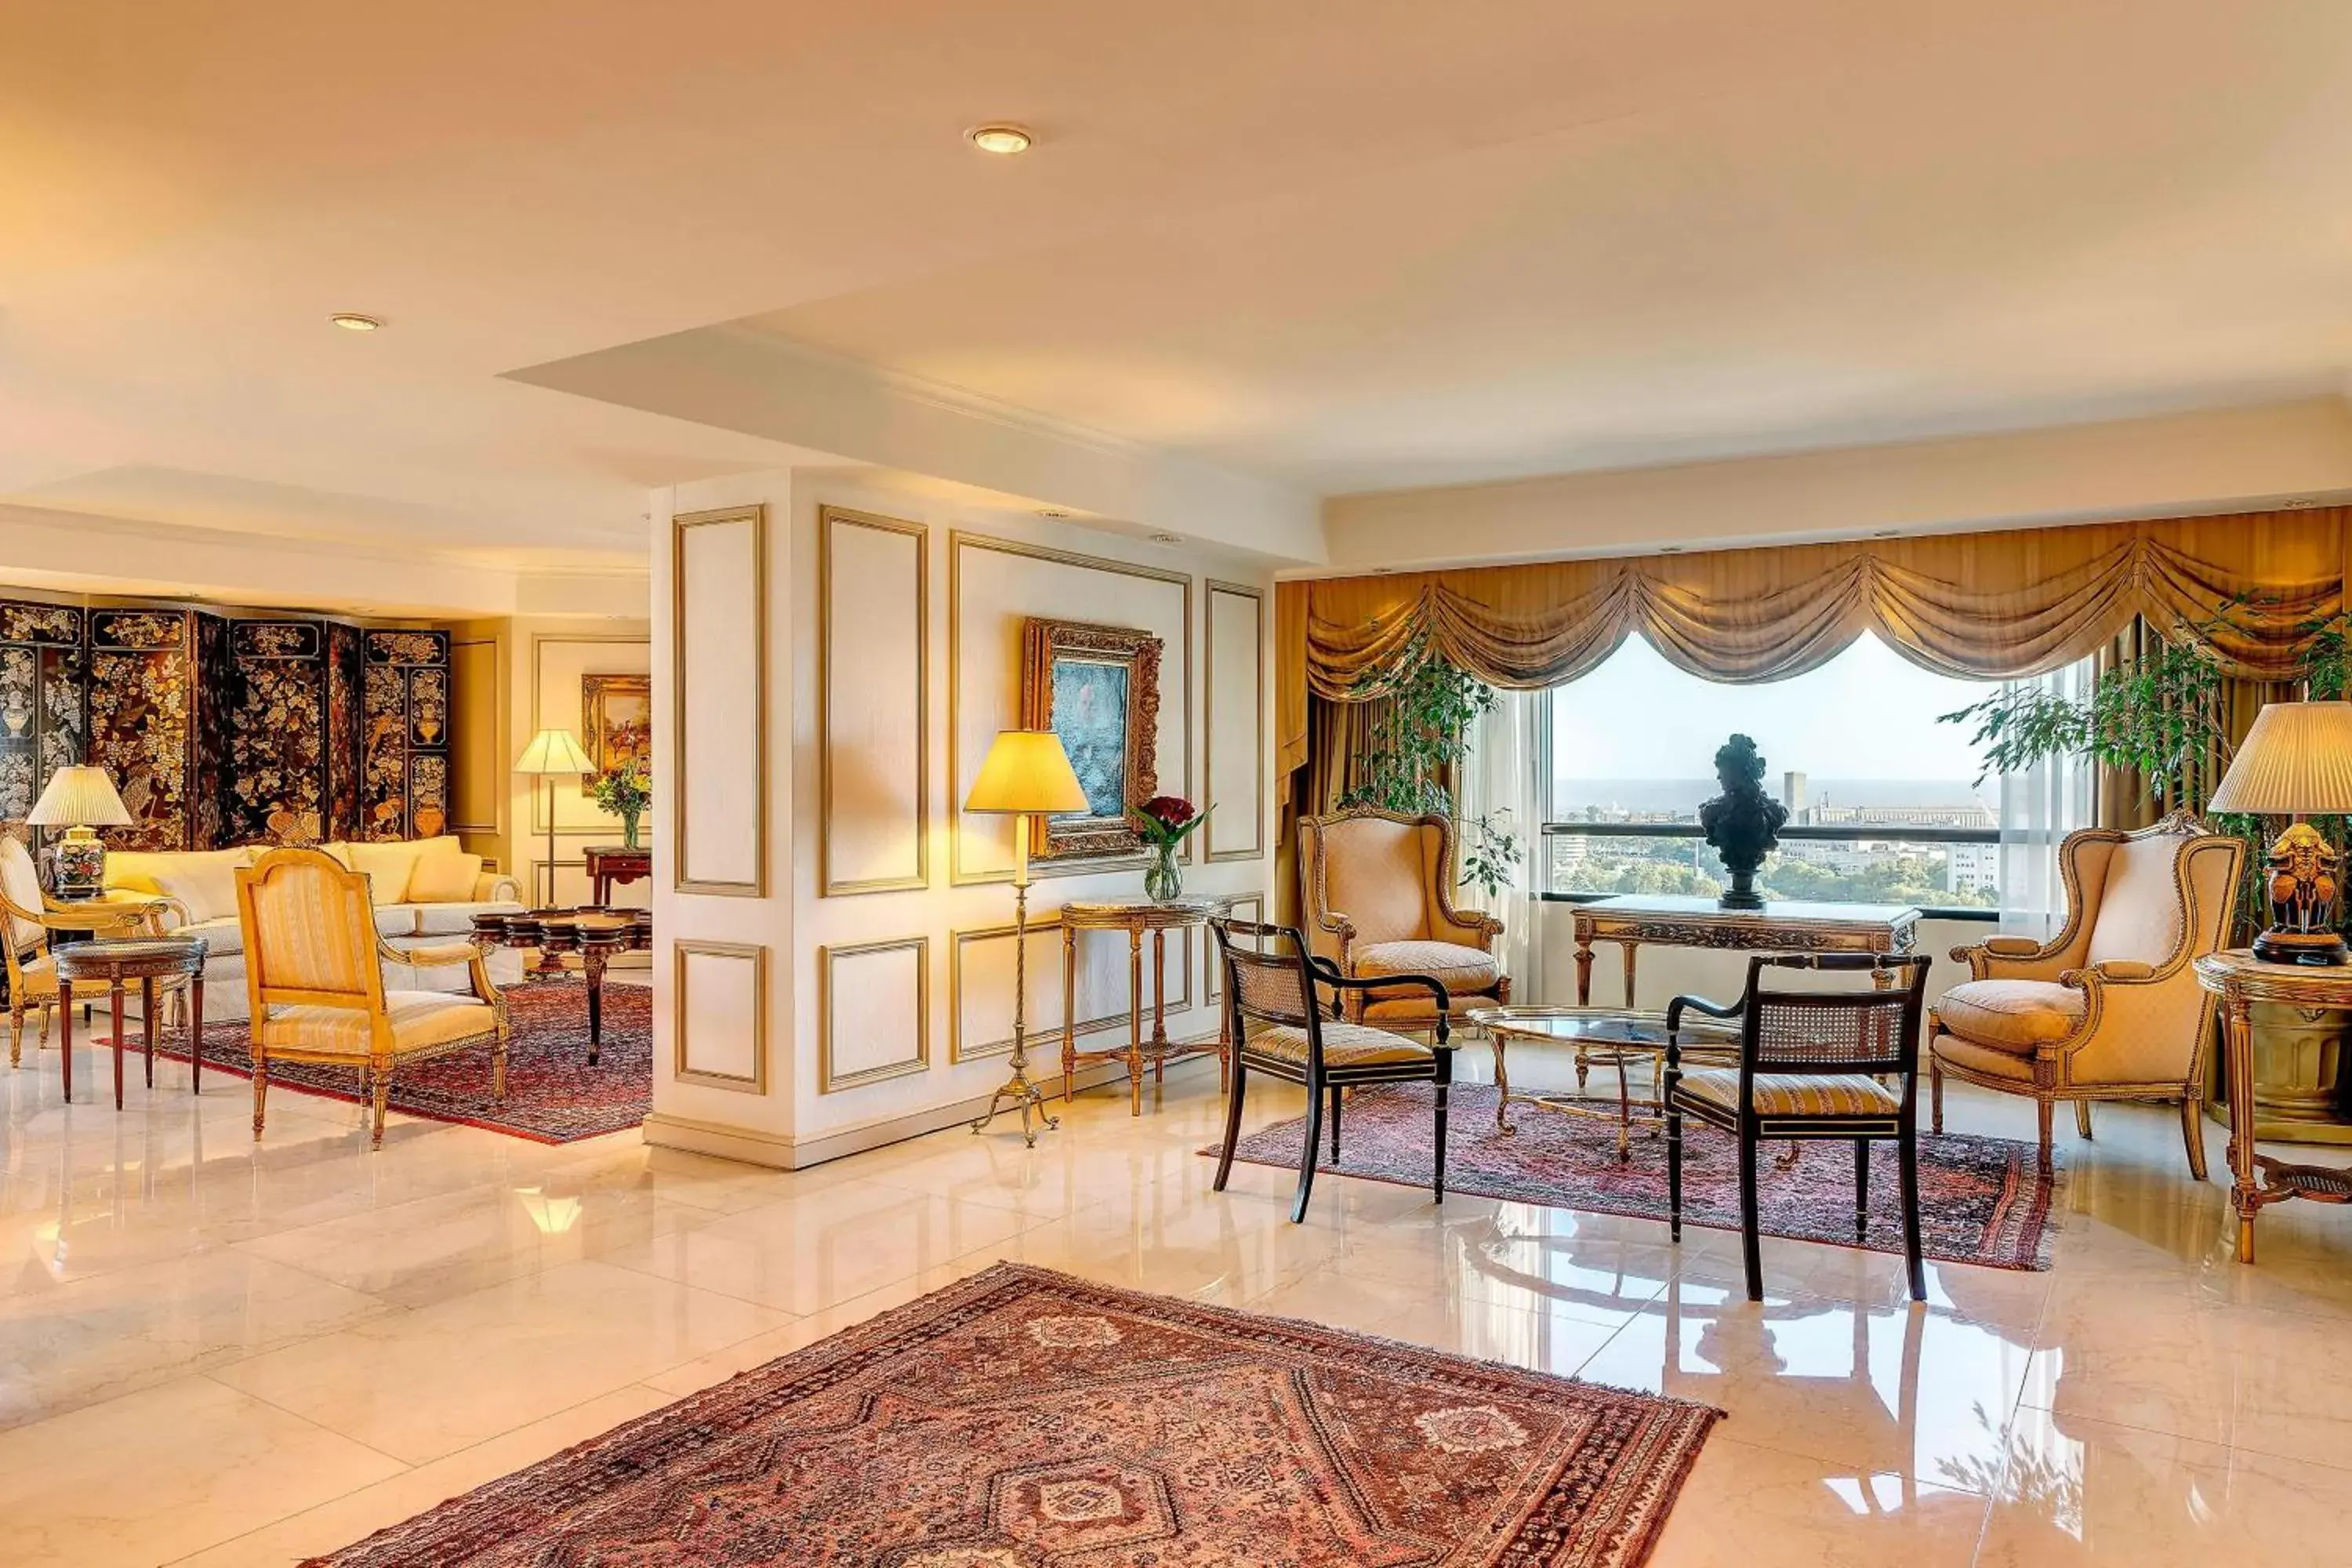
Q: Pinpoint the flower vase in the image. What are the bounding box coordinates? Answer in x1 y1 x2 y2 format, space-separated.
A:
1143 842 1182 903
621 811 641 850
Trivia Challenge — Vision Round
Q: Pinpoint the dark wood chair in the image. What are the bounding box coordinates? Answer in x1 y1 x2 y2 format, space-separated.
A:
1665 953 1933 1302
1209 916 1454 1223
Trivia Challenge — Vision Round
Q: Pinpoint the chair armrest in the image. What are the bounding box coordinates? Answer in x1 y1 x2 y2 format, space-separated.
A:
1951 934 2071 982
1430 902 1505 949
389 941 485 968
1980 936 2043 956
1309 966 1452 1045
2060 960 2155 987
1665 992 1743 1029
474 873 522 904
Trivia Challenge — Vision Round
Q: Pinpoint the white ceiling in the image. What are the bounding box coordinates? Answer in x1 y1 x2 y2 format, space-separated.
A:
5 1 2350 572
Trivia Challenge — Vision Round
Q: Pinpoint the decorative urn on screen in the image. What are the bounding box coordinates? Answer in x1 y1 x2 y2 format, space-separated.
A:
1699 733 1787 910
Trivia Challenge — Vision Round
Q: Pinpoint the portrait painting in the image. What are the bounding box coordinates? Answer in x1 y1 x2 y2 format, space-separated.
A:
580 673 652 792
1020 618 1162 863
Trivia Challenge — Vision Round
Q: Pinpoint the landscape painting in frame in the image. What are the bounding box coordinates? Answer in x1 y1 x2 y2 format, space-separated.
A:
1019 618 1162 864
580 673 651 793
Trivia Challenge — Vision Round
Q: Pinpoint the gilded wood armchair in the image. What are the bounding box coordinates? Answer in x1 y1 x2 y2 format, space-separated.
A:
1298 806 1508 1029
236 847 507 1149
1 836 178 1065
1929 812 2244 1177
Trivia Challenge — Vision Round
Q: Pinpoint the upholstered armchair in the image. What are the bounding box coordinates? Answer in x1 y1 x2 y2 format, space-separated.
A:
1298 806 1508 1029
0 837 176 1065
236 847 508 1149
1929 812 2244 1178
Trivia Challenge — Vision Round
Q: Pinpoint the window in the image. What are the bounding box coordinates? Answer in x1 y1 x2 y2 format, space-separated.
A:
1543 633 2014 910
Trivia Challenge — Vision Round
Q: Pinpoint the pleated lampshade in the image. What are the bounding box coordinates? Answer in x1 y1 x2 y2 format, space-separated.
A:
2208 702 2352 815
965 729 1087 815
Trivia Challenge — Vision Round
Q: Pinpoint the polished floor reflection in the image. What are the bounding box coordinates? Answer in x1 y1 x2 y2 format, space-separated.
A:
2 1018 2349 1566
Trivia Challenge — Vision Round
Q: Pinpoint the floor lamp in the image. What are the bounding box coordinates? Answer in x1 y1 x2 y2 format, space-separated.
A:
964 728 1088 1146
514 727 596 909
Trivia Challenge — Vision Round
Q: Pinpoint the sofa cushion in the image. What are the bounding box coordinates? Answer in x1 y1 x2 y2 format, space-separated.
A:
1930 1034 2039 1085
1935 979 2085 1052
1354 939 1497 993
325 837 462 906
183 913 244 957
146 848 257 924
405 849 483 904
402 900 512 935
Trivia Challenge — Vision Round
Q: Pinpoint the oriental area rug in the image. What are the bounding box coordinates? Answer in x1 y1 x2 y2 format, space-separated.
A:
152 982 651 1144
1213 1082 2060 1272
307 1262 1720 1568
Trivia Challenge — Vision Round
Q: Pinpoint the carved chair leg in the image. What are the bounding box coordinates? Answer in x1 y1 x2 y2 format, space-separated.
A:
2035 1096 2055 1176
2180 1093 2209 1181
1929 1055 1945 1135
252 1054 270 1141
7 1008 18 1069
369 1060 393 1150
2074 1100 2094 1142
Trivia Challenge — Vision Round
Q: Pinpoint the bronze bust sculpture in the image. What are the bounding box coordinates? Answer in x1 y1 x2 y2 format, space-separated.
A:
1699 733 1787 910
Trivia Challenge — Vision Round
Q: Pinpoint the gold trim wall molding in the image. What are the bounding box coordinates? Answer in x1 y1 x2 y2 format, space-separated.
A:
1203 579 1266 863
818 935 932 1092
671 938 769 1094
670 505 769 896
818 506 930 897
949 914 1195 1063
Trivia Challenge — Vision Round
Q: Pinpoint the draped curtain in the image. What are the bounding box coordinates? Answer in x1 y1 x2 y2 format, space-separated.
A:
1279 506 2348 789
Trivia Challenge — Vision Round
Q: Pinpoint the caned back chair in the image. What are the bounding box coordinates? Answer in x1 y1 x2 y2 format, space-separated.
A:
1666 953 1933 1302
237 847 507 1149
1210 916 1454 1223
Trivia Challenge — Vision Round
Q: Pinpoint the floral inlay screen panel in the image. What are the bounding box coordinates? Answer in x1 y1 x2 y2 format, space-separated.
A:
362 630 452 840
224 619 367 847
88 608 231 851
0 600 87 840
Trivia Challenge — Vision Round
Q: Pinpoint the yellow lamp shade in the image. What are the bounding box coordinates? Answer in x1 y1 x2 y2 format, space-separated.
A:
2208 702 2352 815
514 728 596 776
27 765 131 828
965 729 1087 815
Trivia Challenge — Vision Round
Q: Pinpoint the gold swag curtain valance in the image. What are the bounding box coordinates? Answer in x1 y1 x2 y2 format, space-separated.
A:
1276 506 2347 782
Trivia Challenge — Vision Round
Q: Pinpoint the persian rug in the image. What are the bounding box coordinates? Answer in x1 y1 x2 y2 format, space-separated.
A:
306 1262 1719 1567
147 982 650 1144
1211 1082 2060 1272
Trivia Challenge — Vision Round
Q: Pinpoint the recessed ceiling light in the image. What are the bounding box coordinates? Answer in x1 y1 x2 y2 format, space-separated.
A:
1149 532 1182 546
967 124 1034 155
1657 545 1685 554
1871 528 1900 539
1036 508 1070 519
329 313 383 332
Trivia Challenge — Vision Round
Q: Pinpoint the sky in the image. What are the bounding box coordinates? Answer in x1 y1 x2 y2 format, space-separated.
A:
1550 631 1998 798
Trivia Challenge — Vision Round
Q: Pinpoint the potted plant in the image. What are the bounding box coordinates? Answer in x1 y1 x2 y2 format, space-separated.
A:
590 762 652 849
1339 627 1523 899
1131 794 1210 902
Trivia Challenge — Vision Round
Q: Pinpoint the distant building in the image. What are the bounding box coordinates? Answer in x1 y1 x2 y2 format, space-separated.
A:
1947 841 2000 895
1784 770 1808 819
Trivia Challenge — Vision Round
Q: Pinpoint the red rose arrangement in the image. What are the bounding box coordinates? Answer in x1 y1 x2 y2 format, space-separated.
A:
1131 794 1210 847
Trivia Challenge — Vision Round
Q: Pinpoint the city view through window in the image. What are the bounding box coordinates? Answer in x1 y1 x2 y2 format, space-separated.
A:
1545 633 2002 909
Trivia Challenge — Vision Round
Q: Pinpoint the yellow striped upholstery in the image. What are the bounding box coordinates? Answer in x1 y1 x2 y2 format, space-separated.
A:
1675 1069 1900 1120
245 859 376 994
256 992 499 1060
1247 1021 1432 1069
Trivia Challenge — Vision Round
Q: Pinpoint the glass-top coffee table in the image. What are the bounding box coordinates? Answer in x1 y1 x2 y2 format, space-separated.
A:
1465 1005 1744 1160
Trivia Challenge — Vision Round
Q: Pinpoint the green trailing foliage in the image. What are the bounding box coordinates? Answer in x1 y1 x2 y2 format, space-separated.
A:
1338 628 1523 900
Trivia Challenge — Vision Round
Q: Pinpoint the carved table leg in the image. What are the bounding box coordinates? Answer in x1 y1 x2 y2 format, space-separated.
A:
191 974 204 1096
1621 941 1639 1010
59 987 72 1104
111 981 126 1111
1492 1033 1515 1135
2225 990 2262 1264
1574 931 1594 1007
142 976 156 1088
1128 926 1145 1116
583 946 609 1066
1150 928 1169 1062
1062 924 1078 1105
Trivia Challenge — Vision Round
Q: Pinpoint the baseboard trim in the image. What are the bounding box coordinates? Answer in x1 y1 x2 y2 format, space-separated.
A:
643 1044 1220 1171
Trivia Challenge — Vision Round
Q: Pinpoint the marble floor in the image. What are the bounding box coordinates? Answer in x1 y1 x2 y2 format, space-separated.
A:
3 1025 2350 1568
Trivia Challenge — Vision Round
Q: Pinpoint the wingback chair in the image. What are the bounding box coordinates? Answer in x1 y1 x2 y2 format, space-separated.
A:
237 847 508 1149
1929 812 2244 1178
1298 806 1508 1030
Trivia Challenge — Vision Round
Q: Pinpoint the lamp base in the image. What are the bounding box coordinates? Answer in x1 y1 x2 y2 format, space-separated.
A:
2252 927 2352 967
53 826 105 900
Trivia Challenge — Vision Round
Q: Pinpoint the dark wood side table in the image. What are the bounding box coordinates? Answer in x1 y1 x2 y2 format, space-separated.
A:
2196 950 2352 1264
54 936 207 1109
1061 896 1230 1115
583 845 652 908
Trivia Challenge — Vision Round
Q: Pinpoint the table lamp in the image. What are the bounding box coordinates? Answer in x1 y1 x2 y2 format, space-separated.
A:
514 728 596 907
963 728 1087 1145
2207 700 2352 966
27 765 132 899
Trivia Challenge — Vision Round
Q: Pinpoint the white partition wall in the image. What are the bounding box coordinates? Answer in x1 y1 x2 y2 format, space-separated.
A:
648 464 1276 1170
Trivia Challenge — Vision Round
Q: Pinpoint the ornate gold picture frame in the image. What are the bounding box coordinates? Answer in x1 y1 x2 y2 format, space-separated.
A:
1021 618 1161 863
579 673 651 793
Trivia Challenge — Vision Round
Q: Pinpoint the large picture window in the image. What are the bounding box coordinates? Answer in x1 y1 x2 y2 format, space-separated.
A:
1541 633 2062 913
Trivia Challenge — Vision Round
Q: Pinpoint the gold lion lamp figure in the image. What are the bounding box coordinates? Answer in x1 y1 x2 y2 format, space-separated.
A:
2208 702 2352 967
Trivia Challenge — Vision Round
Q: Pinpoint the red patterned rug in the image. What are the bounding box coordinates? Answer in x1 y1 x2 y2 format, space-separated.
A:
1212 1082 2059 1272
148 982 649 1144
307 1262 1719 1567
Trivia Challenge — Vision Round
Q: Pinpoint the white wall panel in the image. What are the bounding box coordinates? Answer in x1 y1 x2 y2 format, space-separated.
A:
1204 582 1264 861
673 506 766 894
821 510 927 894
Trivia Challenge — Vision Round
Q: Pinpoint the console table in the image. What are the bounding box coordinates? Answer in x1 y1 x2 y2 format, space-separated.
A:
2196 950 2352 1264
1570 895 1922 1007
583 844 652 907
1061 897 1230 1115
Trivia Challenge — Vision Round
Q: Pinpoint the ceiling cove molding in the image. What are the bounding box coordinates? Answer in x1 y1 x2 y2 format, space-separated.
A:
506 325 1326 567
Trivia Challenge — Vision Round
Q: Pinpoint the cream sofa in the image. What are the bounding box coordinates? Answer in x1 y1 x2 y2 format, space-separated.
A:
105 837 525 1022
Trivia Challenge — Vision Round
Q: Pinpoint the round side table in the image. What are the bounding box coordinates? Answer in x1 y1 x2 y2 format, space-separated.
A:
54 936 208 1109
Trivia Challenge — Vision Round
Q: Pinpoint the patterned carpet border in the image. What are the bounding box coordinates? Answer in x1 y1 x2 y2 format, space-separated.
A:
146 982 649 1144
1210 1081 2061 1272
306 1261 1722 1568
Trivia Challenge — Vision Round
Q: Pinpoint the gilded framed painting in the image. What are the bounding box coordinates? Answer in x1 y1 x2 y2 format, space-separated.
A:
1020 619 1161 863
580 673 652 792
